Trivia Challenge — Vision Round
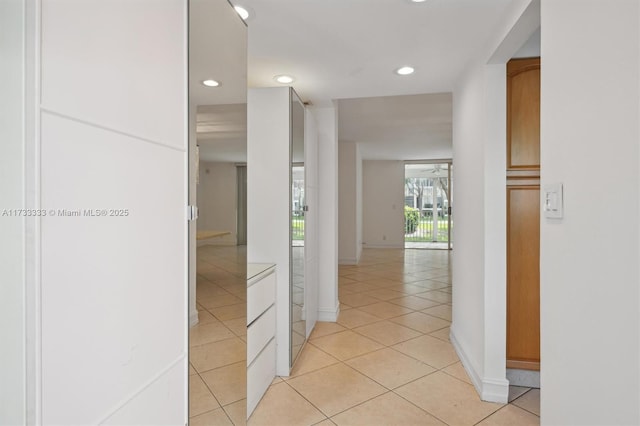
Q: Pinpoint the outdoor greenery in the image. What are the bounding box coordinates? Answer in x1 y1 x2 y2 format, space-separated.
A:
404 218 452 242
404 206 420 234
292 217 305 240
291 210 452 242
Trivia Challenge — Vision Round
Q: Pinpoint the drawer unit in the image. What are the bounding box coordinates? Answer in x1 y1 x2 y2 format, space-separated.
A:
247 270 276 324
246 263 276 419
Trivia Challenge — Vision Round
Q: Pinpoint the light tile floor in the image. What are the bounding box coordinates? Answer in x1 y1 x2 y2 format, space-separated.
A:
249 248 540 426
190 245 248 425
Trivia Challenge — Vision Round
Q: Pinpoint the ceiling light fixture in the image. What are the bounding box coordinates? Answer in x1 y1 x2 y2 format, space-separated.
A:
395 66 415 76
202 79 220 87
411 0 428 2
274 75 295 84
234 5 249 20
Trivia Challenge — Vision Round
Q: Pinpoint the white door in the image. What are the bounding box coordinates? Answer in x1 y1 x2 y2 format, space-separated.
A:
35 1 188 424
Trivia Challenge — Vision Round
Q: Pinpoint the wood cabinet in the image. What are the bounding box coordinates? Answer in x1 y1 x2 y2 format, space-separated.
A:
506 57 540 371
507 58 540 170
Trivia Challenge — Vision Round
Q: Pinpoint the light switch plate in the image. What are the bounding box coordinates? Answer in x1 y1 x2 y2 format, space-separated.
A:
543 183 563 219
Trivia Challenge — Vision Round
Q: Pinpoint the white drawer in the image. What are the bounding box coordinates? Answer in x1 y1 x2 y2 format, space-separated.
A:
247 270 275 324
247 305 276 365
247 338 276 417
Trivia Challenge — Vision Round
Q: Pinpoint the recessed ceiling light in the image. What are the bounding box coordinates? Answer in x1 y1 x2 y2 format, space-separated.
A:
395 66 415 76
202 79 220 87
234 5 249 20
410 0 427 2
274 75 295 84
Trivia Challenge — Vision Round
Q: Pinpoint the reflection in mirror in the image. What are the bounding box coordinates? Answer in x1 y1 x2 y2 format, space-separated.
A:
290 90 306 366
188 0 247 423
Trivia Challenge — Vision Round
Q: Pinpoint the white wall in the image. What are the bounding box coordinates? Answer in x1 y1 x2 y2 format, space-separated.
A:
338 141 360 264
540 1 640 424
0 1 25 423
450 0 537 403
451 64 489 395
314 105 340 321
247 87 291 375
31 1 189 423
197 161 238 245
362 160 405 248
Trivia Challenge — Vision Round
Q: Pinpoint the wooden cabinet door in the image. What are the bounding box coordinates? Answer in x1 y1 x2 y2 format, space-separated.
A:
507 58 540 170
506 185 540 370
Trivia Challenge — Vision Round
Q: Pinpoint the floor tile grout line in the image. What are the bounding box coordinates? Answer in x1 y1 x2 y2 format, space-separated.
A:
188 405 234 424
389 387 453 426
278 376 333 422
510 389 541 417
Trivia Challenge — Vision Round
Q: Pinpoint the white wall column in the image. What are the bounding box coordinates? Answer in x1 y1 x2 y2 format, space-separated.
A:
450 0 538 404
540 1 640 423
0 1 26 423
247 87 292 374
314 105 339 322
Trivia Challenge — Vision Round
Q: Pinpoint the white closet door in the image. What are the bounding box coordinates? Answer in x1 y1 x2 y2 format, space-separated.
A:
38 1 188 424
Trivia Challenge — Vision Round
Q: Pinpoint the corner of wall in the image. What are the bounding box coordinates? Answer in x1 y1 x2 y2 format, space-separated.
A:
450 327 508 404
317 303 339 322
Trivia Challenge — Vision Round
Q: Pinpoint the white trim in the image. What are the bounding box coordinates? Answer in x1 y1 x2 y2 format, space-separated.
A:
189 308 199 328
338 257 358 265
196 240 237 247
361 243 403 249
317 304 339 322
450 328 509 403
97 353 187 424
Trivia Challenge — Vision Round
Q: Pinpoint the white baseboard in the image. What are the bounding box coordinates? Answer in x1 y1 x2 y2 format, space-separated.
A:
196 240 237 247
338 257 358 265
450 328 509 403
361 243 403 249
318 304 339 322
189 309 199 328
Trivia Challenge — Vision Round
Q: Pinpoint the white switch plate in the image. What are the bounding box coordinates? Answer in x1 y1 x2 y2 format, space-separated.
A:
543 183 563 219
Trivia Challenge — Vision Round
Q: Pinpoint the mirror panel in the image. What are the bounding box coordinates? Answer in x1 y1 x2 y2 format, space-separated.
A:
188 0 247 422
290 90 306 366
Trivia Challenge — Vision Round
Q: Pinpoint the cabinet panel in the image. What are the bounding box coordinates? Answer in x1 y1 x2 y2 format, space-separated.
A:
247 305 276 364
507 58 540 170
506 185 540 370
247 270 276 324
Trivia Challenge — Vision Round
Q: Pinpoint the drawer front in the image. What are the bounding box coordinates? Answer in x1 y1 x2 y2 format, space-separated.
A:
247 271 275 324
247 338 276 417
247 304 276 365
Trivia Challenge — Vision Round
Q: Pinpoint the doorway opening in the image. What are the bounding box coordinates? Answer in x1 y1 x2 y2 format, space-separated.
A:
404 162 453 250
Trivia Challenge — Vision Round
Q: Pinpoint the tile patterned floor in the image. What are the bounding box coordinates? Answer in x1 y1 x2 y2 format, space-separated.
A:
190 245 248 425
249 248 540 426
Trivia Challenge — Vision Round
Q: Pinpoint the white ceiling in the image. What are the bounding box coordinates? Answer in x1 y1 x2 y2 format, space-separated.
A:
190 0 248 162
241 0 518 105
193 0 534 162
197 104 247 162
338 93 452 160
189 0 247 107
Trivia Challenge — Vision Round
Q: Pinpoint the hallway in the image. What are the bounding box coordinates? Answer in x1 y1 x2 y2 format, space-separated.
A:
249 248 540 425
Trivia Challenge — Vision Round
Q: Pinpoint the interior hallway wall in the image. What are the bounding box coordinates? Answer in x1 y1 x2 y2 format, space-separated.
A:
338 141 362 264
314 105 339 321
197 161 238 246
450 0 538 403
540 1 640 424
362 160 405 248
0 0 26 423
